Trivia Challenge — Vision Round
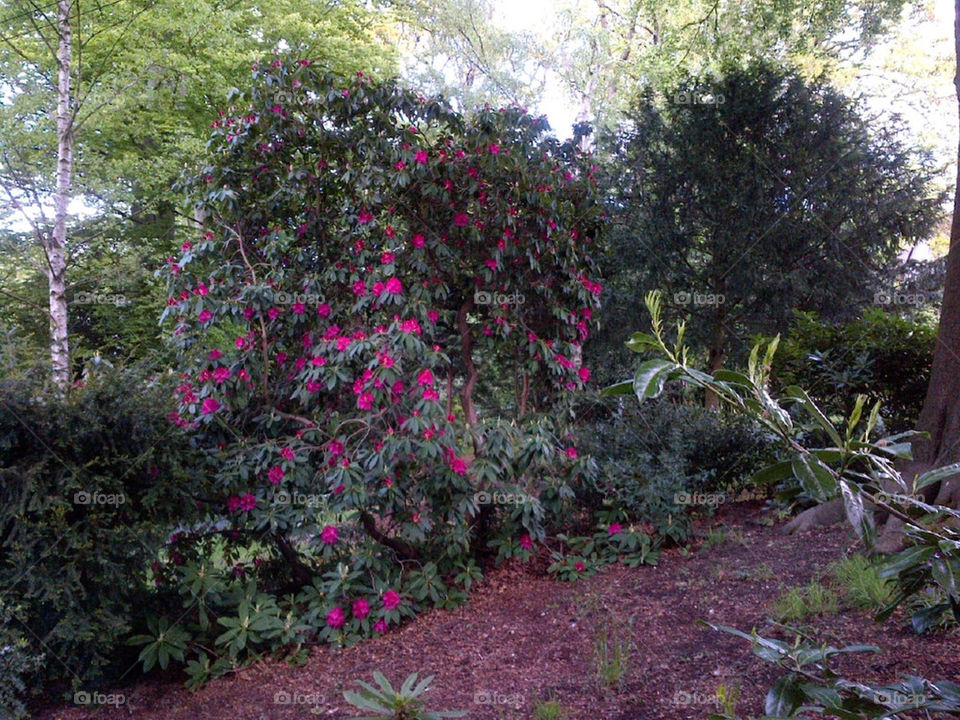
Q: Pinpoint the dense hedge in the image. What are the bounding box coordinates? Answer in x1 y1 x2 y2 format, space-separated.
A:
0 365 204 702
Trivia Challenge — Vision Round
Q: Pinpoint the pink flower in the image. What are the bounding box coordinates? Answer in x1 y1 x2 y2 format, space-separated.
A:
427 310 439 323
268 466 284 485
235 337 247 349
306 380 322 393
201 398 220 414
372 281 386 298
488 143 500 154
239 493 256 511
336 336 351 352
213 367 231 383
579 367 590 382
373 619 388 633
527 332 537 343
352 598 370 620
417 368 434 386
565 447 578 459
400 318 421 335
450 456 467 475
227 496 241 512
385 277 403 294
575 561 586 572
312 355 326 366
357 209 373 224
321 525 339 545
485 259 498 270
385 225 396 238
243 307 254 319
382 590 401 610
291 302 305 315
358 392 374 410
519 534 533 550
268 307 280 321
326 607 345 628
352 281 367 297
280 447 295 461
415 149 428 163
381 251 395 264
194 283 209 296
329 440 344 456
395 160 406 171
317 303 331 318
423 387 439 401
198 309 212 323
608 523 623 535
276 352 288 364
380 354 395 368
411 234 425 248
454 213 469 227
208 348 222 361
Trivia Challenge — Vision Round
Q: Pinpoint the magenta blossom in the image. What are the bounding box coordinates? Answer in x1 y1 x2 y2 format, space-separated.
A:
352 598 370 620
326 607 345 628
268 466 284 485
320 525 339 545
382 590 401 610
608 523 623 535
201 397 220 414
373 619 388 633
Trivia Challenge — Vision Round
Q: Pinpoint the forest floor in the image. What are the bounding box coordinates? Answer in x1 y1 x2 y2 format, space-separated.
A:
37 502 960 720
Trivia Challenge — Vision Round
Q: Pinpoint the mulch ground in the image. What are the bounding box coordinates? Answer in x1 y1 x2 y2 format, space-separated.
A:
35 502 960 720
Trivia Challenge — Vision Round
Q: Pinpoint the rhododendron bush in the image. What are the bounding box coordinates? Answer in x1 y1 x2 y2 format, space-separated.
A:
151 59 606 676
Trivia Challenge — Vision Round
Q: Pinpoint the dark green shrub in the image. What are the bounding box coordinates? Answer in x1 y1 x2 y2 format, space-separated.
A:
767 308 936 433
0 363 204 702
579 396 775 543
0 601 45 720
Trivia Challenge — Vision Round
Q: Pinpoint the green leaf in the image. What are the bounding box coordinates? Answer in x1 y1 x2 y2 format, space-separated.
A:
632 358 678 400
913 461 960 491
784 386 843 446
766 674 804 716
791 454 838 502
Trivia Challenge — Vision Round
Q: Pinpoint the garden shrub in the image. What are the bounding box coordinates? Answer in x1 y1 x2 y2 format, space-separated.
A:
0 363 204 702
578 395 775 543
767 308 936 434
0 601 45 720
145 59 608 678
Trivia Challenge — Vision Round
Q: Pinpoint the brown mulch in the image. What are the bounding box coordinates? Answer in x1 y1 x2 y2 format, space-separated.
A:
35 502 960 720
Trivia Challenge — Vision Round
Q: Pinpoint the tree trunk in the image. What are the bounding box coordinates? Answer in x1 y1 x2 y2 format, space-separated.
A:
48 0 73 392
704 319 726 410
